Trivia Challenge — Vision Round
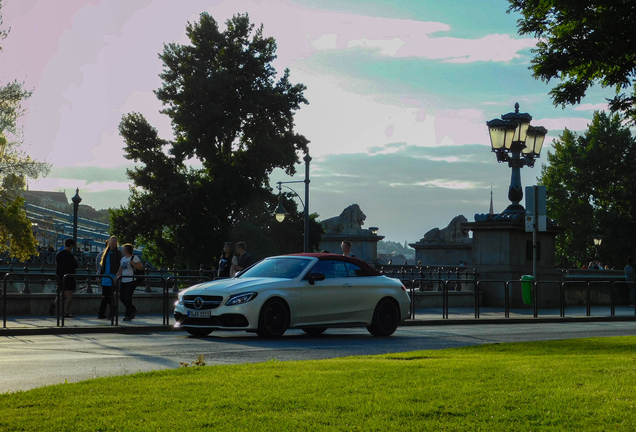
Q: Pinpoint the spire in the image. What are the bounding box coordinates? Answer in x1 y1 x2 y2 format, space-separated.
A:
489 185 494 215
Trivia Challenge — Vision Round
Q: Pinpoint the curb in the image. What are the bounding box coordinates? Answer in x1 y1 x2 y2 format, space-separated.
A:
401 315 636 326
2 315 636 336
0 325 182 337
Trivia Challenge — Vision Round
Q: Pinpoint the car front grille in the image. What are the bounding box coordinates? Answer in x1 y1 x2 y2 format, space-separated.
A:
182 295 223 310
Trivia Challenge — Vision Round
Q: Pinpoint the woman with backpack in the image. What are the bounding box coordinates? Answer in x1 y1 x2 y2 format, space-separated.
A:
117 243 143 321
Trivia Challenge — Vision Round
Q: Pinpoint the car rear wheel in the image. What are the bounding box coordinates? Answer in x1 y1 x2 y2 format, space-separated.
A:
257 298 289 338
367 298 400 337
185 328 213 337
302 327 327 336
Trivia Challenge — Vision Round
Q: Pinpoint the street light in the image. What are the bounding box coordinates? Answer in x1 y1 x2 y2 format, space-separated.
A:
593 235 603 260
369 227 379 235
71 188 82 252
486 103 548 215
274 153 311 252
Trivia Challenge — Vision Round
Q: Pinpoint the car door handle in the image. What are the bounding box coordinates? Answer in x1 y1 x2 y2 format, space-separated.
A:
342 283 352 287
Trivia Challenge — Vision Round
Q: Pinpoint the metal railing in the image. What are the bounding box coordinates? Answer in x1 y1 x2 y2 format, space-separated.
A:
405 278 635 321
1 266 214 328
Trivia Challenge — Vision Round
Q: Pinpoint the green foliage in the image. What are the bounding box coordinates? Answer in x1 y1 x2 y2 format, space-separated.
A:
539 111 636 267
0 196 37 261
1 337 636 430
0 1 49 260
112 13 320 267
508 0 636 122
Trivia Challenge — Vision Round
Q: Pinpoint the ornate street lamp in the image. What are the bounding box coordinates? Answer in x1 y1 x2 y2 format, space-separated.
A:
486 103 548 215
274 153 311 252
71 188 82 251
593 235 603 260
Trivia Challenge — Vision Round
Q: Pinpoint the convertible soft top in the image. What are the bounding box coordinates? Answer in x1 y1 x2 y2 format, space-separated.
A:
287 253 382 277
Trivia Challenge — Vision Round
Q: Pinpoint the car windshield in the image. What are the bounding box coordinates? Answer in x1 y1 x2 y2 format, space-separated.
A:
237 257 312 279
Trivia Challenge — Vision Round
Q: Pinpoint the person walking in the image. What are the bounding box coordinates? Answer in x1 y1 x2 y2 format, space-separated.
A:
116 244 143 321
49 239 79 318
98 236 122 320
625 256 636 306
233 242 253 273
218 242 238 278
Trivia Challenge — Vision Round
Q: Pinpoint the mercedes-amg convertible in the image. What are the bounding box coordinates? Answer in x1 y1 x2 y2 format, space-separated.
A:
173 253 410 338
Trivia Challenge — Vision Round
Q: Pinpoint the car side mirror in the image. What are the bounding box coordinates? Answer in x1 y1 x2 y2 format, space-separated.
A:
306 272 326 285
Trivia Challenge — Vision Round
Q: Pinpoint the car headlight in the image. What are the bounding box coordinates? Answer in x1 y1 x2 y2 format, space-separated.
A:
177 292 184 305
226 292 258 306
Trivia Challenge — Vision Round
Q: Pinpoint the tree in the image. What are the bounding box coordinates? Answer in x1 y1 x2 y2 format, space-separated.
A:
112 13 322 267
508 1 636 122
539 111 636 267
0 1 49 261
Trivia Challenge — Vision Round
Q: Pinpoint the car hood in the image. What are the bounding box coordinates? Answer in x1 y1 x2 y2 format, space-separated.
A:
183 277 288 295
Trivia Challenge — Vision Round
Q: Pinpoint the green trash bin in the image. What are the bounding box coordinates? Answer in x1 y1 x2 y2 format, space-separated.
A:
521 275 534 305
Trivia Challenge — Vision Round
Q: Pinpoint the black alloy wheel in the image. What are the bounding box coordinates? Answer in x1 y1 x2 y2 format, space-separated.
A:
185 328 213 337
257 298 289 338
367 298 400 337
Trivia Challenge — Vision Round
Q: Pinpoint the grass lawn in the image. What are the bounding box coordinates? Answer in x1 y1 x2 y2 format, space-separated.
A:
1 336 636 431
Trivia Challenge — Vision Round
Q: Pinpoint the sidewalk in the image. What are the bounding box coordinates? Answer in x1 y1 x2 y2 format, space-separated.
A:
0 313 176 336
3 306 636 336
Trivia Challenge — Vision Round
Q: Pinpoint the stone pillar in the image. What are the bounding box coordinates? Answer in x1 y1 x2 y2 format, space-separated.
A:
464 220 564 308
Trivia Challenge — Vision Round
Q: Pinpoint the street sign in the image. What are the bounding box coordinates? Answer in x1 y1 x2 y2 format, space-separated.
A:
525 186 547 232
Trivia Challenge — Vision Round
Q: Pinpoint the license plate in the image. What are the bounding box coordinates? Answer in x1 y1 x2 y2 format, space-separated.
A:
187 310 211 318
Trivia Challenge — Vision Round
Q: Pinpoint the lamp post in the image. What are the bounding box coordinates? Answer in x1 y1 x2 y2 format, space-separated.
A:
274 153 311 252
71 188 82 252
486 103 548 215
593 235 603 260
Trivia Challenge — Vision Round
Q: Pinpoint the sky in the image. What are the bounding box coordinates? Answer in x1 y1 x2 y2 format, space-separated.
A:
1 0 611 244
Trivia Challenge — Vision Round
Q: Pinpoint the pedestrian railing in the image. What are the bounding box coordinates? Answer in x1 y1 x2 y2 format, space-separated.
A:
405 279 636 321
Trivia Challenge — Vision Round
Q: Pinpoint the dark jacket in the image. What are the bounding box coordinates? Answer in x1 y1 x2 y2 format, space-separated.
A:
56 249 79 291
98 249 122 276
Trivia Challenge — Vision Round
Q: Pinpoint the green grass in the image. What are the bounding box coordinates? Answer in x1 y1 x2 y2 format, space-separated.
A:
2 337 636 431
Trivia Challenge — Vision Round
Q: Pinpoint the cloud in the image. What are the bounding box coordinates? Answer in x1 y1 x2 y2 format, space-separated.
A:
573 103 609 112
533 117 591 132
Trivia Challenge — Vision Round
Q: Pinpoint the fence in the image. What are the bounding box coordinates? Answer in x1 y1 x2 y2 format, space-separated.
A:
399 278 635 320
1 264 214 328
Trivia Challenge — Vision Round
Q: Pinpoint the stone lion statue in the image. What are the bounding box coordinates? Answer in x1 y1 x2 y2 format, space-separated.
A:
422 215 469 243
321 204 367 234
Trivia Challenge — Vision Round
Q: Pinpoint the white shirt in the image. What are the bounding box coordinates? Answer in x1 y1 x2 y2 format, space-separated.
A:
120 255 141 283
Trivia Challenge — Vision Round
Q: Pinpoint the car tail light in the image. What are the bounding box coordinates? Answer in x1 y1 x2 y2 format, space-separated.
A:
401 284 407 292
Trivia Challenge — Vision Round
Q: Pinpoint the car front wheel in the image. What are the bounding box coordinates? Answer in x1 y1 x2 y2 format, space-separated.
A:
257 298 289 338
367 298 400 337
185 328 213 337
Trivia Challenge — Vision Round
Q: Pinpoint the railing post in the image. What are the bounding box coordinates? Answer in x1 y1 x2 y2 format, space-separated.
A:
144 264 152 293
560 281 565 318
86 264 93 293
23 263 30 294
505 281 510 318
533 280 538 318
586 281 591 317
610 281 615 317
172 264 179 293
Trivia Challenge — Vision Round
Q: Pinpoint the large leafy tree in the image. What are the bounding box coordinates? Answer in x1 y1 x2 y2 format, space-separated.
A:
508 1 636 122
112 13 321 267
0 1 49 261
539 111 636 267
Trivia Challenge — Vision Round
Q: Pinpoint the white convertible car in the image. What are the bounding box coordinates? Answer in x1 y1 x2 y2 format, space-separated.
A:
174 253 410 338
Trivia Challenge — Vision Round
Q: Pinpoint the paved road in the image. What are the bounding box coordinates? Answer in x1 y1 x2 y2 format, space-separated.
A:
2 321 636 393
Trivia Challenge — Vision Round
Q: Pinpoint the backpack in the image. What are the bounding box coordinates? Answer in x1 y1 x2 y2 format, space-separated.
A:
131 256 144 287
